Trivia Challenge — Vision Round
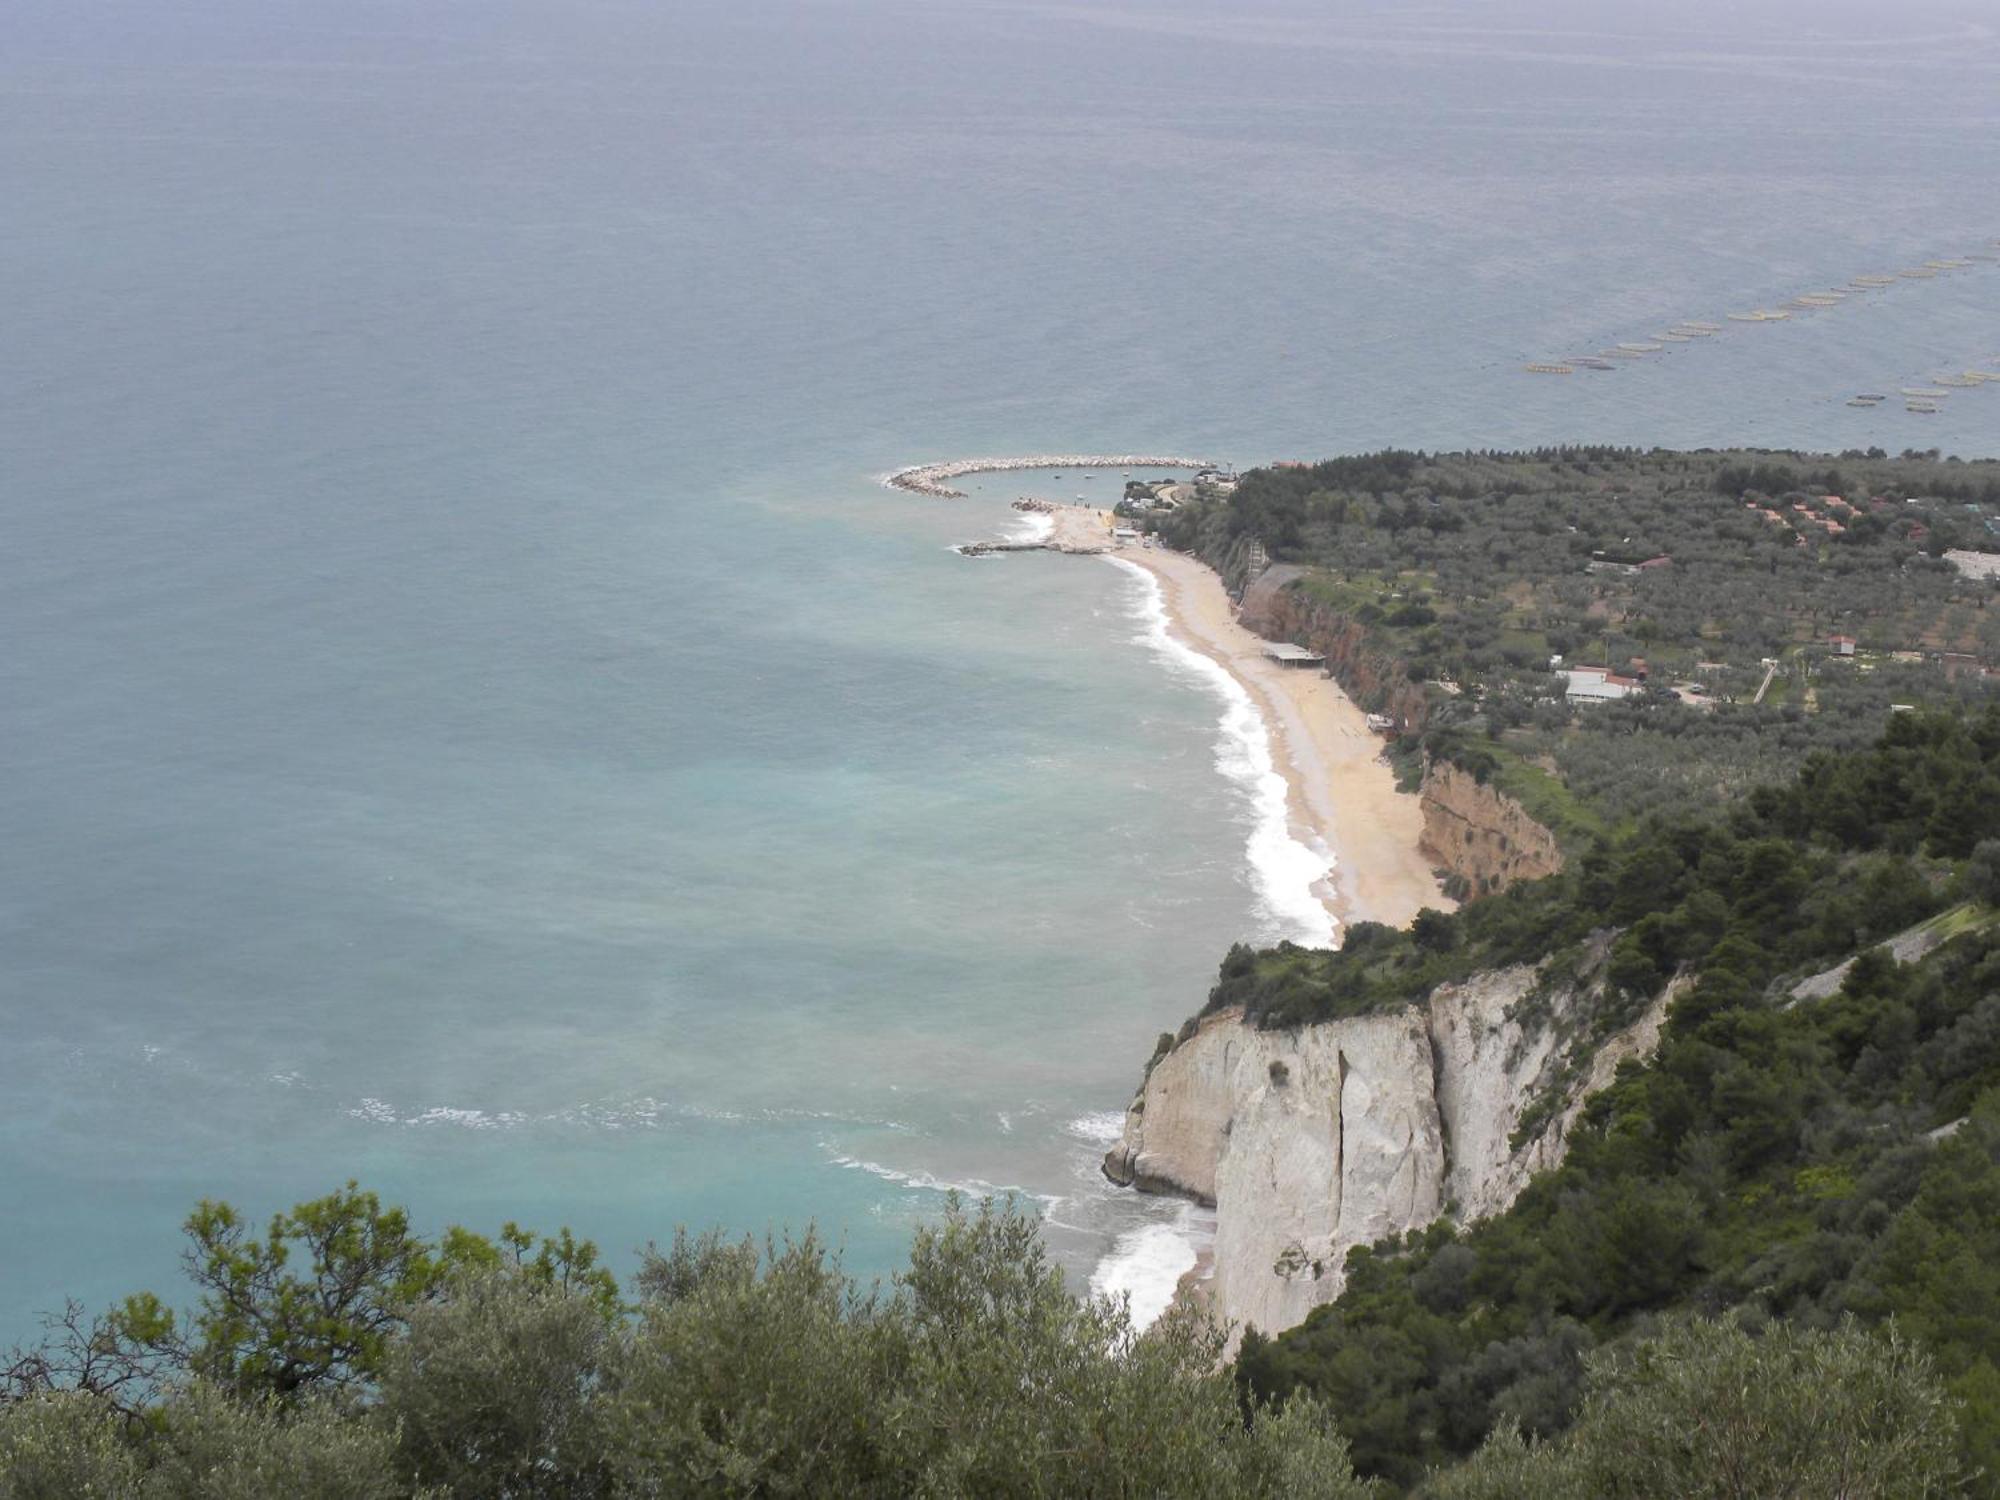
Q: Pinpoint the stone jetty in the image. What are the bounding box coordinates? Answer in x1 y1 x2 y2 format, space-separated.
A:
956 540 1049 557
887 453 1212 499
957 499 1127 558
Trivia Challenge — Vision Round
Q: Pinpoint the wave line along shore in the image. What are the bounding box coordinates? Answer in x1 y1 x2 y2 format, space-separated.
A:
888 464 1445 1326
886 454 1214 499
1109 539 1445 933
889 454 1445 934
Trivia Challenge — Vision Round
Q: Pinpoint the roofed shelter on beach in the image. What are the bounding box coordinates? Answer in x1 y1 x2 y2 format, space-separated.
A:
1264 643 1325 670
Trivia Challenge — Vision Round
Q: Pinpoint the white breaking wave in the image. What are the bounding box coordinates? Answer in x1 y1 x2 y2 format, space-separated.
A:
405 1105 529 1130
1106 558 1336 948
346 1098 526 1129
1004 508 1056 545
1090 1216 1201 1332
1065 1109 1128 1145
340 1093 910 1133
826 1150 1060 1208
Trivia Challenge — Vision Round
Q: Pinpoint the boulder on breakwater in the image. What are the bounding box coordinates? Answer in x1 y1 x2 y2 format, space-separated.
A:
888 454 1212 499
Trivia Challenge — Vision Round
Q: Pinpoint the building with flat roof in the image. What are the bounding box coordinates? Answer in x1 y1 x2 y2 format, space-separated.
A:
1565 666 1641 702
1264 643 1325 670
1945 549 2000 581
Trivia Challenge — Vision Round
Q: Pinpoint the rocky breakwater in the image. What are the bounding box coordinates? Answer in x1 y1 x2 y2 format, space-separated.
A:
1419 761 1564 898
887 454 1212 499
1103 948 1675 1339
958 501 1119 557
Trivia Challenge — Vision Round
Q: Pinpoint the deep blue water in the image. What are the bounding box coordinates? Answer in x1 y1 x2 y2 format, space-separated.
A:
2 0 1997 1334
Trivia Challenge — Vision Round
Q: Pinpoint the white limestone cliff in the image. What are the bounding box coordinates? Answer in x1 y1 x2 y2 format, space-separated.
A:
1103 952 1675 1340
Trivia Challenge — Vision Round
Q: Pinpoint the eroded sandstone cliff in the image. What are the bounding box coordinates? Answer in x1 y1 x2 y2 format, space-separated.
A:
1230 565 1560 898
1235 572 1430 738
1103 951 1674 1339
1418 761 1564 899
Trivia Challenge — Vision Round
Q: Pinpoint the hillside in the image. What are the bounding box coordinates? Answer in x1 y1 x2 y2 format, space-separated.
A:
1142 448 2000 837
1099 452 2000 1489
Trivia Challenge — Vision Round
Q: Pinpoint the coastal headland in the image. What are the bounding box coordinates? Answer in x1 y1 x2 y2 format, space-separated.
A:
923 465 1443 933
887 454 1213 499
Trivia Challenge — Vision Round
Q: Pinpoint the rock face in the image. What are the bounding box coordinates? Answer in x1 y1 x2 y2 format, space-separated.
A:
1418 761 1565 898
1231 572 1431 737
1225 564 1559 900
1104 955 1674 1339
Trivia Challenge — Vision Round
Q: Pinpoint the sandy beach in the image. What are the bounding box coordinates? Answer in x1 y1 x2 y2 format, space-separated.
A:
1054 508 1443 931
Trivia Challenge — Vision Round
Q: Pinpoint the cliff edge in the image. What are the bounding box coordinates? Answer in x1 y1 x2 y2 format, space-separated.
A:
1104 949 1674 1339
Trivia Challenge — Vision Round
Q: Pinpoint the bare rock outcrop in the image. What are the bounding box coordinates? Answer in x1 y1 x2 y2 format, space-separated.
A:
1234 581 1431 737
1418 762 1564 899
1104 954 1675 1340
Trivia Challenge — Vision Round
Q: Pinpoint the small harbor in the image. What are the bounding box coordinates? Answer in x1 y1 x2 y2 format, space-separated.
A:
887 453 1211 499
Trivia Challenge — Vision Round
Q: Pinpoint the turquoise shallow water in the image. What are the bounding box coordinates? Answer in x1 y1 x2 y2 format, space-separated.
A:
2 0 1998 1334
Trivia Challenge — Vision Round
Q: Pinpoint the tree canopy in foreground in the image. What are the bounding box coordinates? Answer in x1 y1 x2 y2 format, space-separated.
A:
0 1186 1967 1497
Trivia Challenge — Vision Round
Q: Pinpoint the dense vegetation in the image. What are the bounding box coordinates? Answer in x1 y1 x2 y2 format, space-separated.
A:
0 1189 1965 1497
3 1190 1383 1498
1424 1318 1963 1500
1127 453 2000 1491
1153 447 2000 829
1210 705 2000 1030
1235 710 2000 1489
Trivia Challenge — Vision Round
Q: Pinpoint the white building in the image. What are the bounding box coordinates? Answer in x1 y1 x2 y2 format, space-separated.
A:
1944 549 2000 581
1565 666 1641 702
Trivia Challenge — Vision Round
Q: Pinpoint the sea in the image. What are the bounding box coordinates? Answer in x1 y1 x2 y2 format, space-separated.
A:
3 0 1997 1339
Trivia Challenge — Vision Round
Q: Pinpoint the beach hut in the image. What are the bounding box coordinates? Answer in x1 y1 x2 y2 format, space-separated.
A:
1263 643 1326 670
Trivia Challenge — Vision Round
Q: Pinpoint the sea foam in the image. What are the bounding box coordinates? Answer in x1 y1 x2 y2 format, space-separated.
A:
1004 508 1056 545
1106 558 1337 948
1064 1109 1128 1146
825 1149 1061 1208
1089 1212 1202 1331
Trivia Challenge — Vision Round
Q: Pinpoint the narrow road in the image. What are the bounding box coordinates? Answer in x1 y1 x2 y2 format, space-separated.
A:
1752 659 1779 704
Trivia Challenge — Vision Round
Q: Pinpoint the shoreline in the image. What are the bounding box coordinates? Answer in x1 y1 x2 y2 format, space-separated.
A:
1109 536 1446 932
912 477 1448 1327
1092 511 1444 1327
944 491 1445 934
